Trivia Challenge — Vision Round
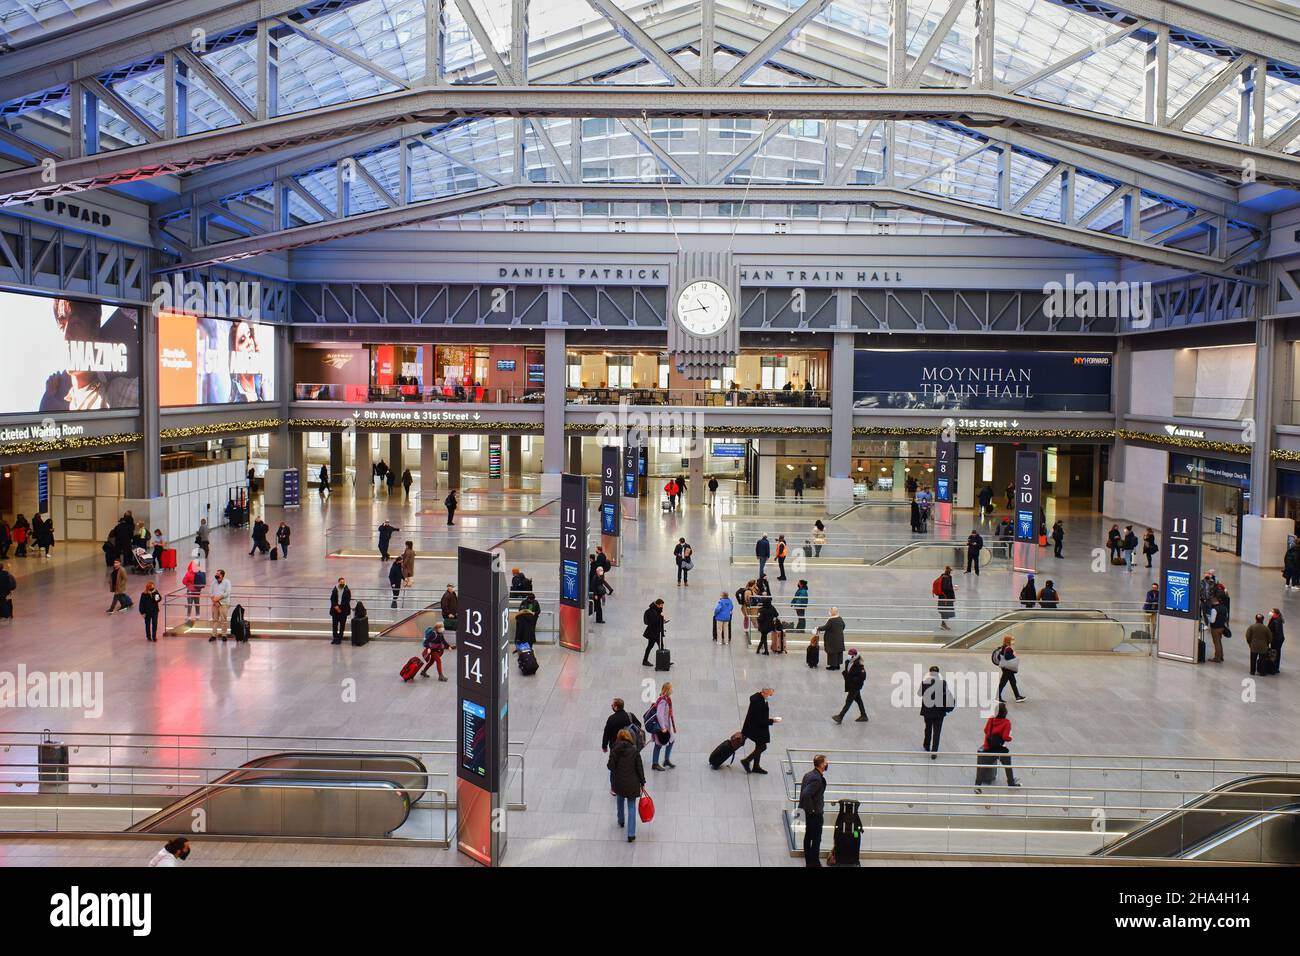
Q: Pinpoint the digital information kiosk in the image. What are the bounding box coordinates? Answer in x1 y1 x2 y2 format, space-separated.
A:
1157 482 1203 663
559 472 588 651
934 435 955 531
1012 450 1040 575
601 445 621 565
622 442 640 521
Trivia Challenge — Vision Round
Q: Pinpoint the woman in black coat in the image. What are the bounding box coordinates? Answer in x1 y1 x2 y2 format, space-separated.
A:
514 605 537 645
739 688 777 774
606 729 646 841
641 599 666 667
756 599 779 656
1268 608 1285 673
936 566 956 631
138 581 161 642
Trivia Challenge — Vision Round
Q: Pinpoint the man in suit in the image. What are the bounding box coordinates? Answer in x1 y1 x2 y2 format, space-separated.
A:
329 577 352 645
740 687 779 774
919 665 956 758
798 755 828 867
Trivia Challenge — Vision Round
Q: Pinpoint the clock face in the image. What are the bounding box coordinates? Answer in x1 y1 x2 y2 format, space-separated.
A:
675 280 733 337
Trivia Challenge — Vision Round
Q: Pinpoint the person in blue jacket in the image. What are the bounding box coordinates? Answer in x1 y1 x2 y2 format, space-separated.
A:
792 580 809 631
713 591 734 644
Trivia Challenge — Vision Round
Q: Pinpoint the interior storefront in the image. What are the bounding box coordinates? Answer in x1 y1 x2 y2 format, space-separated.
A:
294 343 545 403
1168 452 1249 556
565 348 830 406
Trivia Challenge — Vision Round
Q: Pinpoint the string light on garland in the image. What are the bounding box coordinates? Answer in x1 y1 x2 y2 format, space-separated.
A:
0 431 142 457
160 419 284 441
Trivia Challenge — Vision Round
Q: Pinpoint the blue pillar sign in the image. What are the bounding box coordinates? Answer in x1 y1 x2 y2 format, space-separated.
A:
559 473 587 651
601 445 621 565
622 443 640 521
935 435 955 531
1013 450 1040 573
456 546 510 866
1158 483 1203 663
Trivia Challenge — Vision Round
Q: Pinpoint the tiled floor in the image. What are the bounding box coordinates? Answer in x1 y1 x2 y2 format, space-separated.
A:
0 488 1295 867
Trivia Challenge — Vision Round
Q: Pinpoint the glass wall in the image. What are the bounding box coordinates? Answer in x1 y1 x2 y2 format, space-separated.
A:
565 348 830 406
295 343 545 403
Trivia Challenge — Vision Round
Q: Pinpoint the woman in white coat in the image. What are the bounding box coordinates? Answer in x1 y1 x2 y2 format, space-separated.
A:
650 681 677 772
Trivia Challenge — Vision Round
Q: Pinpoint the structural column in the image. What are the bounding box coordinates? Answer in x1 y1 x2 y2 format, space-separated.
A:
389 433 404 484
687 443 704 506
354 431 372 500
507 434 523 490
1242 314 1289 566
329 432 344 490
568 435 583 475
827 305 855 510
123 298 163 525
447 435 461 490
541 315 565 496
420 435 439 501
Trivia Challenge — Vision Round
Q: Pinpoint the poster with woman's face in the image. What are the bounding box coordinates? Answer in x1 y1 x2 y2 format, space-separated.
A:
0 290 140 415
159 311 275 406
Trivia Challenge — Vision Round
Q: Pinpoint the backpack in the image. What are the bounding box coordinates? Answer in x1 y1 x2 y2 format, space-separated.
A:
444 494 455 508
735 586 746 607
626 715 647 752
193 570 207 589
932 576 944 597
642 702 662 736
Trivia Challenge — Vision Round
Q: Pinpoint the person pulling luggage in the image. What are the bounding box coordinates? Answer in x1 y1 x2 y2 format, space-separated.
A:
420 624 455 681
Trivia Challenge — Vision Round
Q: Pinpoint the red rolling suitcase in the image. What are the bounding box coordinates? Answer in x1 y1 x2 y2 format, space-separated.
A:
159 548 177 570
400 657 422 682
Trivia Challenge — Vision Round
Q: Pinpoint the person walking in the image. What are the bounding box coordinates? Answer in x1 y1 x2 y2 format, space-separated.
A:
248 516 270 556
775 535 789 581
713 590 733 644
1268 608 1285 673
738 580 757 639
1018 574 1038 609
813 523 826 558
831 649 868 724
993 634 1027 702
329 577 352 645
148 837 191 867
755 534 771 579
1051 520 1064 558
816 607 846 670
1121 525 1139 572
975 703 1020 792
589 565 610 623
935 565 956 630
1246 614 1273 676
792 474 805 499
641 598 666 667
978 484 994 518
195 518 210 560
106 560 131 613
755 598 778 656
1004 482 1014 510
0 519 10 560
12 514 29 558
1144 581 1159 636
1286 542 1300 590
151 528 165 571
607 728 646 842
318 464 330 498
139 581 161 642
276 521 291 559
707 476 719 507
401 468 413 499
798 755 828 867
439 583 458 631
649 682 677 771
601 698 635 754
514 599 538 646
673 537 693 587
1037 580 1060 609
400 540 417 589
739 687 779 774
388 557 404 609
662 478 678 512
208 569 231 642
420 624 454 680
1107 524 1122 563
377 520 398 561
444 489 458 526
34 513 54 558
675 474 687 508
965 529 983 575
0 563 15 623
919 665 955 758
792 579 809 631
1142 528 1158 569
182 559 204 625
910 498 922 535
1206 594 1226 663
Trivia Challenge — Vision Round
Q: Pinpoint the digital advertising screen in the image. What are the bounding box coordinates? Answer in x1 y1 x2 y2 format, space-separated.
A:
158 310 277 407
0 289 139 415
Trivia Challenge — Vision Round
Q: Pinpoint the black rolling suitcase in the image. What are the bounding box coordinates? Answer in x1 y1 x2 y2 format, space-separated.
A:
655 646 671 671
351 614 369 647
708 732 746 769
38 728 68 783
518 642 539 675
831 799 863 866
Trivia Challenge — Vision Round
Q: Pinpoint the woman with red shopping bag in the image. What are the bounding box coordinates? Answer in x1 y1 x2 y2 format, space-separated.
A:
607 727 647 842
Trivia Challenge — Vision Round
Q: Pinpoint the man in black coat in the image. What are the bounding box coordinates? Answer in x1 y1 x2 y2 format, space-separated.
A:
641 599 666 666
601 698 635 753
329 577 352 645
740 687 778 774
832 649 868 724
377 520 398 561
798 755 828 866
965 529 983 575
919 665 955 758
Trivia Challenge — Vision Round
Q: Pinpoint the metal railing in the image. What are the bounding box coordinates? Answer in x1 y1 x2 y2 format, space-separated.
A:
727 531 1014 567
295 383 543 404
160 585 559 643
566 386 830 408
779 748 1300 861
324 522 559 559
1171 395 1254 421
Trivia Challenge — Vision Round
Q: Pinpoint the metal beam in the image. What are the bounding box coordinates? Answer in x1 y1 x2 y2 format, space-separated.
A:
584 0 699 86
8 87 1300 206
718 0 832 86
617 119 696 183
275 16 412 91
172 182 1255 278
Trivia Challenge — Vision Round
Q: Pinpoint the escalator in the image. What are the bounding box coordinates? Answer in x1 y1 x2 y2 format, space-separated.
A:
1095 775 1300 862
942 608 1114 649
129 752 429 839
873 542 1002 568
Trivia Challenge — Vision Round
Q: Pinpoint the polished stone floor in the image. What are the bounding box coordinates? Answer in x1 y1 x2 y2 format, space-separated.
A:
0 486 1295 867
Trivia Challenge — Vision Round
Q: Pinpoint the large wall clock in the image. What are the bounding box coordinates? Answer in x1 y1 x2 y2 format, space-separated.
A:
675 279 733 337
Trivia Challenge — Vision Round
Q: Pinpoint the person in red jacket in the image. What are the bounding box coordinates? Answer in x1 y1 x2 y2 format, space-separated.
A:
976 702 1021 791
663 479 678 512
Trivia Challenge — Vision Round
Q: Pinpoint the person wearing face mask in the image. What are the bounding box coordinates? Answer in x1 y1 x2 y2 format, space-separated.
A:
798 754 829 867
148 837 191 867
